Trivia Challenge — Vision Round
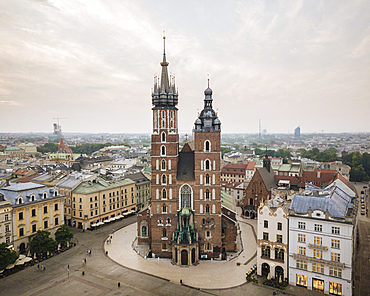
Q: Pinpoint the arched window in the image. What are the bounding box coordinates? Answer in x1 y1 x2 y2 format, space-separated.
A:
54 190 58 196
202 218 205 225
205 160 210 170
262 246 271 258
162 204 167 213
205 189 210 200
180 185 192 208
206 204 210 214
275 248 284 261
161 146 166 156
166 218 171 224
18 197 23 204
161 132 166 142
43 192 47 199
205 174 210 185
210 219 214 226
206 231 210 237
162 188 167 199
156 159 159 170
162 174 167 184
200 204 203 214
141 225 147 237
212 204 216 214
205 140 211 152
161 159 166 170
163 228 167 237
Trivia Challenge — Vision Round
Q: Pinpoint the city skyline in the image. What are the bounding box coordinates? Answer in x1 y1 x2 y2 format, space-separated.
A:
1 0 369 134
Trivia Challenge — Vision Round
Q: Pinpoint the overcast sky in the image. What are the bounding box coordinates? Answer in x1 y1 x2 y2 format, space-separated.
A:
0 0 369 135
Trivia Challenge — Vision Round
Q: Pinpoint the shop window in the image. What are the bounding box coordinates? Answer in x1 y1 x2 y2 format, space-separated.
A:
329 282 342 295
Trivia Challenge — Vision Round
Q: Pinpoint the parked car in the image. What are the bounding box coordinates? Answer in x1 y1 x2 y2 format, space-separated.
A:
361 210 365 215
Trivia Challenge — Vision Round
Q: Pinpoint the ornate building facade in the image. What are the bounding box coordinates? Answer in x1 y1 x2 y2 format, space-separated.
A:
137 37 237 266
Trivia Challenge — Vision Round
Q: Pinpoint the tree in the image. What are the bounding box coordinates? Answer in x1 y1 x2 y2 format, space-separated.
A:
140 158 148 163
54 225 74 248
29 230 57 258
0 243 18 271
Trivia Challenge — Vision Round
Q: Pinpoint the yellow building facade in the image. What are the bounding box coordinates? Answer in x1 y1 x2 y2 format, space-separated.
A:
72 178 136 230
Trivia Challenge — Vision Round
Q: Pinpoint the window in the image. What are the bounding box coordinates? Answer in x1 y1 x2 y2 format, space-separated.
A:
298 246 306 255
277 222 282 231
329 282 342 295
166 218 171 225
206 231 211 238
163 228 167 237
18 212 24 221
205 140 210 152
31 208 36 217
161 159 166 170
314 224 322 232
19 228 24 237
161 146 166 156
298 234 306 243
44 220 48 229
32 224 37 233
6 237 10 244
205 160 210 170
5 224 10 232
162 188 167 199
205 189 210 200
332 226 340 235
162 242 167 250
331 239 340 249
141 225 147 237
264 220 268 228
275 248 284 261
313 249 323 259
162 174 167 184
55 217 59 225
162 204 167 213
296 260 308 270
263 232 269 241
18 197 23 204
5 214 9 221
206 204 210 214
314 236 322 246
312 263 324 274
261 246 270 258
331 252 340 262
205 174 210 185
329 267 342 278
277 234 282 243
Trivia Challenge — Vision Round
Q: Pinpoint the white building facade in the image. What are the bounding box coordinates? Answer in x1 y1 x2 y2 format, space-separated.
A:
288 185 356 296
257 198 289 281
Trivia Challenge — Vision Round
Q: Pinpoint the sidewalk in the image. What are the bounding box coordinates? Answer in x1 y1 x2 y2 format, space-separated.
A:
105 219 257 289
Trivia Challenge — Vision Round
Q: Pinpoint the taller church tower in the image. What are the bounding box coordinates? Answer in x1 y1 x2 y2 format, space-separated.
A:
150 36 179 257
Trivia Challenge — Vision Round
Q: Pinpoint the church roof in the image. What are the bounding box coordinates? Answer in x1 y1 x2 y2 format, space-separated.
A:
177 150 195 180
258 167 278 190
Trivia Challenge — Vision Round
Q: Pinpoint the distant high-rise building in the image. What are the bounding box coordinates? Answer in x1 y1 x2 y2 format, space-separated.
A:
294 126 300 138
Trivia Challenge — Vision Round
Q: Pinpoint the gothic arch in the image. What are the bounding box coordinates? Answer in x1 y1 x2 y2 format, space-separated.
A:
178 184 193 210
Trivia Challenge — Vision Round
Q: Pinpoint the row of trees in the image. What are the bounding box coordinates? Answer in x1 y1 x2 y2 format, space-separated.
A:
342 152 370 182
0 225 74 270
30 225 74 259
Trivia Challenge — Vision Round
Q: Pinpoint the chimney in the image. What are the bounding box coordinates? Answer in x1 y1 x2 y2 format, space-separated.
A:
6 179 9 187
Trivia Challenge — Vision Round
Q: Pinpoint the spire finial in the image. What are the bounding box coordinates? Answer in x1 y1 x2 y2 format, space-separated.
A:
163 30 166 54
207 74 210 88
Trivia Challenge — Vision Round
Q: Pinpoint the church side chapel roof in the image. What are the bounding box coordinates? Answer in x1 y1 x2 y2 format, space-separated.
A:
177 144 195 181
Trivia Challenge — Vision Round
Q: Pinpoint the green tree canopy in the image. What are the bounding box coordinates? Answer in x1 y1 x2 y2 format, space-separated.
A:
0 243 18 271
29 230 57 257
54 225 74 247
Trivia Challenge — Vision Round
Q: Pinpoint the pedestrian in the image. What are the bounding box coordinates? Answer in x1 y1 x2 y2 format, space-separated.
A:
44 265 46 270
37 264 39 270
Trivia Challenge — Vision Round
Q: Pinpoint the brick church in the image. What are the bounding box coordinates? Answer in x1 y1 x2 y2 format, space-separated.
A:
137 37 237 266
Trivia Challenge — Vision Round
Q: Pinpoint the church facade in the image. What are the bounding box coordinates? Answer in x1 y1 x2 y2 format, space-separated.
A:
137 38 237 266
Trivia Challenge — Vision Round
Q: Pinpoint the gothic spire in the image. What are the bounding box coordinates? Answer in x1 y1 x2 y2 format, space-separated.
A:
160 36 170 93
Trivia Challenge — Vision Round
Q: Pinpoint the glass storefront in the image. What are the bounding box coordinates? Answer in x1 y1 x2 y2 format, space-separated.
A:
329 282 342 295
296 274 308 287
313 278 324 292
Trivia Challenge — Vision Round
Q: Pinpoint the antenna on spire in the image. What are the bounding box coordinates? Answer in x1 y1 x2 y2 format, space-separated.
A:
207 74 210 87
163 30 166 54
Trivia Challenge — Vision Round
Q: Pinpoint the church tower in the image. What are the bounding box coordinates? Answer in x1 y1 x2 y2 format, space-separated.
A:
137 37 237 265
150 36 179 258
193 81 223 259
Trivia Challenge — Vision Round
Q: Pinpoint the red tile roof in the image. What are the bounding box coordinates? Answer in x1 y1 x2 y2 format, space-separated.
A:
246 161 256 170
221 163 248 174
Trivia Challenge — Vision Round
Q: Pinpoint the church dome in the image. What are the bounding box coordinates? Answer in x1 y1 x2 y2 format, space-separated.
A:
204 87 212 95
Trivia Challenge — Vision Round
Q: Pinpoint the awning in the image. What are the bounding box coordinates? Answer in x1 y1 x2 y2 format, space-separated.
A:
6 263 15 269
91 223 97 227
96 222 104 226
117 214 124 219
24 257 33 262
